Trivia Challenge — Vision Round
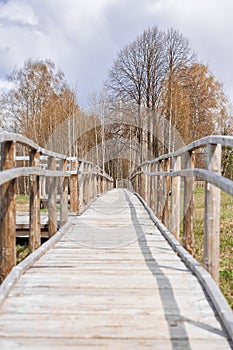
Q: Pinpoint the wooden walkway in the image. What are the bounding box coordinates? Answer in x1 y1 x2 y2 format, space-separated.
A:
0 189 232 349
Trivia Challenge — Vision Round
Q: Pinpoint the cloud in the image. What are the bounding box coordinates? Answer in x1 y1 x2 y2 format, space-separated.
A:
0 0 232 105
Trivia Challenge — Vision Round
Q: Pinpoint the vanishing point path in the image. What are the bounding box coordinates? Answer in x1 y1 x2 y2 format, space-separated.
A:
0 189 231 349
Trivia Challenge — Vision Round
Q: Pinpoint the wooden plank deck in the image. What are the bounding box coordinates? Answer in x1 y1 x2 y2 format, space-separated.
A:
0 189 232 349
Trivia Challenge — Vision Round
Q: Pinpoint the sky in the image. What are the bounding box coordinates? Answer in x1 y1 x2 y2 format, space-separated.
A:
0 0 233 108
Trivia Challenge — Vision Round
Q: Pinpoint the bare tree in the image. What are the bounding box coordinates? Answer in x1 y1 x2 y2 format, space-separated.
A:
106 26 196 157
107 26 165 110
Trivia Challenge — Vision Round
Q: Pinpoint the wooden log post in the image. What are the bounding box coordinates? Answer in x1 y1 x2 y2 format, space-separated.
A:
92 166 98 200
157 160 164 221
149 163 154 210
108 178 112 191
140 167 146 200
152 163 158 216
204 143 222 285
88 163 93 202
29 150 41 252
162 158 171 227
106 178 109 191
60 159 68 227
0 141 16 282
47 156 57 237
134 174 139 194
102 175 106 193
40 169 46 197
70 159 78 212
182 150 195 254
83 163 88 204
145 163 150 204
77 161 84 211
171 156 181 240
98 172 102 193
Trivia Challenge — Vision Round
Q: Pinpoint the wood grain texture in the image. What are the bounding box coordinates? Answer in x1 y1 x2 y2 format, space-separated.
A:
0 141 16 282
29 150 41 252
204 143 221 284
0 189 231 349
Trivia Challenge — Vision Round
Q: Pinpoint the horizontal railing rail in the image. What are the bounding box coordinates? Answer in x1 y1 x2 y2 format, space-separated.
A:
129 135 233 285
0 132 113 282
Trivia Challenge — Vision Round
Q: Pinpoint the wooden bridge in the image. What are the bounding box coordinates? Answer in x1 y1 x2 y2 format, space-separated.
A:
0 133 233 349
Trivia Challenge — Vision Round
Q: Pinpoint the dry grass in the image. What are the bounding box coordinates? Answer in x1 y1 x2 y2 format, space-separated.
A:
16 195 29 212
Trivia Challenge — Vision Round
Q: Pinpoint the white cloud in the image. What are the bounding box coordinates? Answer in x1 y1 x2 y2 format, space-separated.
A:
0 0 232 106
0 0 38 25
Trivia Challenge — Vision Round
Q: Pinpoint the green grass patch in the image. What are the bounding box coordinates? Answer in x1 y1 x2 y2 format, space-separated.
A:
16 244 30 264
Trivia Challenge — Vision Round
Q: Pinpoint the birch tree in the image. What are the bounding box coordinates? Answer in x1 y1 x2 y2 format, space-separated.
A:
0 58 78 148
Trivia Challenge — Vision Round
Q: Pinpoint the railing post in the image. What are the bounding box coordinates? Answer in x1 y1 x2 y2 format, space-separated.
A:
171 156 181 240
134 173 139 194
157 160 163 221
204 143 221 284
149 163 153 209
40 167 46 197
98 171 102 192
78 161 84 209
183 150 195 254
70 159 78 212
29 150 41 252
60 159 68 227
88 163 92 202
48 156 57 237
140 166 146 200
145 163 150 204
162 158 171 227
153 163 158 216
92 165 98 200
0 141 16 282
102 175 106 193
83 163 88 204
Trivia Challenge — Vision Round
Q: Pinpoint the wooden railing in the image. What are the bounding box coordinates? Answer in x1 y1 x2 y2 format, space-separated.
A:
129 135 233 284
0 132 113 282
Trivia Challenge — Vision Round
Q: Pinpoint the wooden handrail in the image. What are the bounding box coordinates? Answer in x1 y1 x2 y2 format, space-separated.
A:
129 135 233 285
0 132 114 282
138 135 233 165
